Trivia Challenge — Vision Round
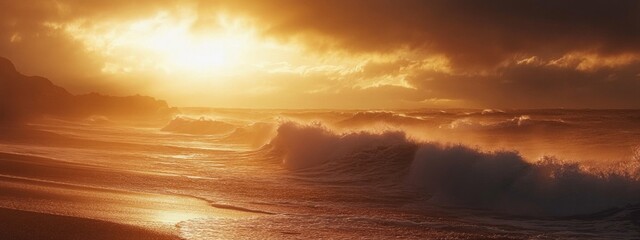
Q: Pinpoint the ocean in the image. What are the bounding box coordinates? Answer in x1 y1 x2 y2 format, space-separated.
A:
1 109 639 239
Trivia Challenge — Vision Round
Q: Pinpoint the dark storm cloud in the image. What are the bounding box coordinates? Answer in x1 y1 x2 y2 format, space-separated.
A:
408 63 640 108
214 0 640 108
218 0 640 69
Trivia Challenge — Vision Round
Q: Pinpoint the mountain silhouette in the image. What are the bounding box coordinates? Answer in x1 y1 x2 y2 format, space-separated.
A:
0 57 177 124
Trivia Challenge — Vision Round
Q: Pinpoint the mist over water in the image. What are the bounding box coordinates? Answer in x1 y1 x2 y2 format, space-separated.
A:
1 108 640 239
2 0 640 237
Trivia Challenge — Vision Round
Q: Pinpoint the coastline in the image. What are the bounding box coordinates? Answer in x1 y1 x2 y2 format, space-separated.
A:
0 207 181 240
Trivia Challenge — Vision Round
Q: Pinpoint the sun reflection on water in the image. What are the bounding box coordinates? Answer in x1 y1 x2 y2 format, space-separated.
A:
155 210 207 225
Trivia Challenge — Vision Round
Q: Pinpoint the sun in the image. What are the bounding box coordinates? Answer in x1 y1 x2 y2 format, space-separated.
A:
56 11 256 75
139 14 254 74
151 31 238 73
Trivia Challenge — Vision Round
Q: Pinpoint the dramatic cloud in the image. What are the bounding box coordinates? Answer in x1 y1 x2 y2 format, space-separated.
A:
219 1 639 65
0 0 638 108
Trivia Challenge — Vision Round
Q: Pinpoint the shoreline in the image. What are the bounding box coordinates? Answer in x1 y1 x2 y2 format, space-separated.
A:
0 207 181 240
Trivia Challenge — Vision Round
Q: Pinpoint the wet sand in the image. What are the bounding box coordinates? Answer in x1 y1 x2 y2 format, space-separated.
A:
0 207 180 240
0 130 257 239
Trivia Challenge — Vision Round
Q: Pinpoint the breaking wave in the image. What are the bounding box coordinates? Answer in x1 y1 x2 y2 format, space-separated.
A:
442 115 570 130
222 122 276 147
161 116 237 135
265 122 640 216
336 111 429 127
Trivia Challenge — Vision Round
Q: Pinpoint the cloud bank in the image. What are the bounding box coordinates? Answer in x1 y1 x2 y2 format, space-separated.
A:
0 0 638 108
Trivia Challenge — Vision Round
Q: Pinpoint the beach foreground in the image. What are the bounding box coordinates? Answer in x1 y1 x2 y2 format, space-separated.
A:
0 208 179 240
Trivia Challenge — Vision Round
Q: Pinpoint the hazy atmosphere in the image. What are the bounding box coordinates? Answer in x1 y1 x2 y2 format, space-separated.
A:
1 1 639 239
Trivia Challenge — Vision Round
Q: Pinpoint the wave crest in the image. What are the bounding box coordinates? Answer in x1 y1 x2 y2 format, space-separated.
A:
222 122 276 147
268 122 412 170
442 115 570 130
161 117 236 135
266 122 640 216
336 111 428 127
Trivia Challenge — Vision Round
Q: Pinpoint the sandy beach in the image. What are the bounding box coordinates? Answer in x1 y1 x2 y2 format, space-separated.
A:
0 131 257 239
0 207 180 240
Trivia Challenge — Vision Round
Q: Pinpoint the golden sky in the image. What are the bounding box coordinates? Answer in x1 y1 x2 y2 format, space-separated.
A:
1 0 639 108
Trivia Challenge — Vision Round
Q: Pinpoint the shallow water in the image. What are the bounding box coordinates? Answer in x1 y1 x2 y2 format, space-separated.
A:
1 109 639 239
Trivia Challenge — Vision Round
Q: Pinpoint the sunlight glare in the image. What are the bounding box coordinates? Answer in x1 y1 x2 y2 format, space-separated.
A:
61 11 256 75
156 210 205 224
